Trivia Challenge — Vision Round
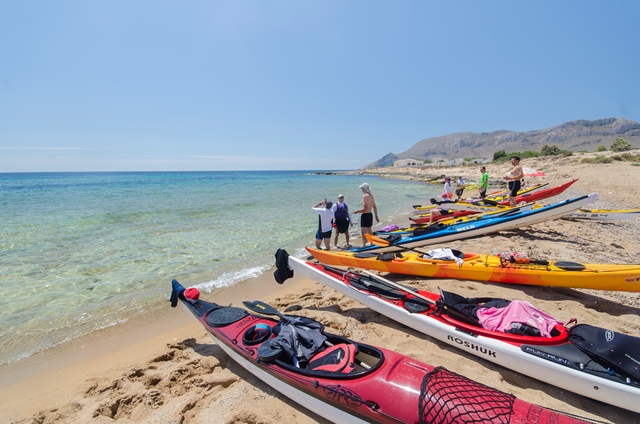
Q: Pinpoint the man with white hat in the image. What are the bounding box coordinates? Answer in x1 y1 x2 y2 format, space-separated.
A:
353 183 379 246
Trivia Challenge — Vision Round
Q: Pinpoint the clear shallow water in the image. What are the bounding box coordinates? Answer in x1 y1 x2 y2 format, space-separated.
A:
0 171 438 365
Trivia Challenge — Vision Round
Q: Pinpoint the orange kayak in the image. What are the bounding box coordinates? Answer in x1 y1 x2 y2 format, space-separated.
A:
306 247 640 292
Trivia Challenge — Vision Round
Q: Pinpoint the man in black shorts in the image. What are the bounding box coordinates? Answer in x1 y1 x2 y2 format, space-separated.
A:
353 183 379 246
503 156 524 207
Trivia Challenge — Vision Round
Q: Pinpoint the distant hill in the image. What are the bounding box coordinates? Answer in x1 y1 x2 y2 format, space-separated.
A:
363 117 640 168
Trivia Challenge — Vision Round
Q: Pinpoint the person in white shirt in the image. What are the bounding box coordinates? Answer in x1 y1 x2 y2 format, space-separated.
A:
312 199 335 250
442 177 454 199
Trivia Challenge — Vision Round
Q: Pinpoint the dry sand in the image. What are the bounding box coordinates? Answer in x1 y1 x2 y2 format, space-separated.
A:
2 151 640 423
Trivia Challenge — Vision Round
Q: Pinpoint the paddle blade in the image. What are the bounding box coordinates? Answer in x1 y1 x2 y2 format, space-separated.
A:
243 300 283 317
365 233 390 246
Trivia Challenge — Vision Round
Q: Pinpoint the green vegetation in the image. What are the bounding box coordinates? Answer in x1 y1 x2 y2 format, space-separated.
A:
423 159 432 164
613 152 640 161
492 145 570 163
581 152 640 164
596 145 607 152
540 144 572 156
611 137 631 152
581 155 613 164
493 150 507 161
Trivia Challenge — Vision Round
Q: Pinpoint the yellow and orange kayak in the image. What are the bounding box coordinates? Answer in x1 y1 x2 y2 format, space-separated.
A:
306 247 640 292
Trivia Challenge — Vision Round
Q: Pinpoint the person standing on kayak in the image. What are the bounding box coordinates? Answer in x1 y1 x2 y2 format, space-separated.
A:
332 194 353 248
312 199 335 250
478 166 489 198
353 183 379 246
503 156 524 207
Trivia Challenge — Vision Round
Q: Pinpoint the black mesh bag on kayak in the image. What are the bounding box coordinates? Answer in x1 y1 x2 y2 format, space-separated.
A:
569 324 640 381
419 366 514 424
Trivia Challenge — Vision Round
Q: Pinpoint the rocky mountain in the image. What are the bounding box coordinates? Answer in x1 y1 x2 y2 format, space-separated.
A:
364 117 640 168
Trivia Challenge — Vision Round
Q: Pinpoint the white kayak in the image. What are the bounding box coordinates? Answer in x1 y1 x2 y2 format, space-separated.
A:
284 253 640 414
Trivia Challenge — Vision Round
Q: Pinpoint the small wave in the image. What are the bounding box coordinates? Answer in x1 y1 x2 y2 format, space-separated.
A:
199 265 271 293
0 316 127 366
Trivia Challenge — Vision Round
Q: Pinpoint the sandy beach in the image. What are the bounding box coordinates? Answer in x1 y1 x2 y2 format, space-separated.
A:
3 151 640 423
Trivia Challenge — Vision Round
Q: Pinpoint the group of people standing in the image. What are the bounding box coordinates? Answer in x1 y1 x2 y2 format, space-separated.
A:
312 183 379 250
441 157 522 206
312 156 524 250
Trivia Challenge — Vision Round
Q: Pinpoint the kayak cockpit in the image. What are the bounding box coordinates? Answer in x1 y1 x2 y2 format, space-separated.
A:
254 327 384 379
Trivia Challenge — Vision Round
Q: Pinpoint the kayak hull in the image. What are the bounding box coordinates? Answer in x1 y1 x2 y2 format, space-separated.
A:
563 208 640 221
289 257 640 414
306 248 640 292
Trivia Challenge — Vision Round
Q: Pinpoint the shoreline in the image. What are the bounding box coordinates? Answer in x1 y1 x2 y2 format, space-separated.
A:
3 156 640 423
0 269 318 422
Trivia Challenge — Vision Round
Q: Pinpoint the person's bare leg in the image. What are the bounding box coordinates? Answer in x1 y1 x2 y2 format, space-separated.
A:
345 231 350 247
324 237 331 250
333 230 339 247
315 237 322 249
362 227 373 246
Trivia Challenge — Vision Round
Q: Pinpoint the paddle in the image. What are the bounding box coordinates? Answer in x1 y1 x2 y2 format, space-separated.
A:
364 235 567 269
243 300 286 319
365 233 391 246
360 270 436 305
365 234 459 257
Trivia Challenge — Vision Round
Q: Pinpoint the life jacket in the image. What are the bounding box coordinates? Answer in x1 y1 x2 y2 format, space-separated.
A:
334 203 349 219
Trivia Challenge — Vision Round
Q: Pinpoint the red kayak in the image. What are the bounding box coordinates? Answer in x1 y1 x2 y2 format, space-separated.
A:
171 280 589 423
488 179 577 206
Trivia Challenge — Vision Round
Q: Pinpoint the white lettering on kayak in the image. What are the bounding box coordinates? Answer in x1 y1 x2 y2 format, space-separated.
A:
455 225 476 232
522 346 571 366
447 335 496 357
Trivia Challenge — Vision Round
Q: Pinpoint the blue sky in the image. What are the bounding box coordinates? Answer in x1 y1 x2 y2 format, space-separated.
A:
1 1 638 172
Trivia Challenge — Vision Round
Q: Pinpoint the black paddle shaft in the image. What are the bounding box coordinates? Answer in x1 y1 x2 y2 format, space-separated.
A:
243 300 286 319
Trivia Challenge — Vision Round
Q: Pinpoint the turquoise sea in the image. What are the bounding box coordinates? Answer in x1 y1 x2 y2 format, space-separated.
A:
0 171 438 366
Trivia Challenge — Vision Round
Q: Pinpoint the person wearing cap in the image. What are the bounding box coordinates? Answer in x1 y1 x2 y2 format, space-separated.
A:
503 156 524 207
331 194 353 248
353 183 379 246
312 199 335 250
442 177 454 200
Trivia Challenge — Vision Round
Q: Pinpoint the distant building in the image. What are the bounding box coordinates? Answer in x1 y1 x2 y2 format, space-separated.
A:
393 159 422 167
